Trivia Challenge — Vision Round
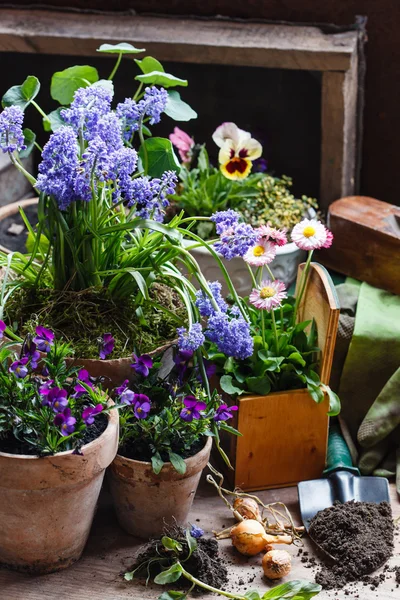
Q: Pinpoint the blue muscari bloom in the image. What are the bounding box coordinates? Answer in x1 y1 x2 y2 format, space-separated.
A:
0 106 26 154
93 112 124 152
139 86 168 125
215 222 257 260
61 84 113 138
177 323 205 352
190 524 204 539
195 281 228 317
210 209 240 235
129 171 177 222
74 137 109 202
108 147 138 203
116 98 141 141
36 126 79 210
206 312 253 360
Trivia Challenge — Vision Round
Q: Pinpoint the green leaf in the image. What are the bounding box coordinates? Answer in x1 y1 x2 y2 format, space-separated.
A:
169 451 187 475
151 452 164 474
325 387 341 416
220 422 242 437
287 352 306 367
219 375 244 396
136 71 188 88
50 65 99 105
43 107 65 132
246 376 271 395
2 75 40 109
158 591 187 600
124 570 134 581
161 536 183 552
19 128 36 158
197 145 209 171
245 592 262 600
97 42 145 54
164 90 197 121
154 563 183 585
135 56 165 73
185 528 197 559
261 579 322 599
307 383 325 404
139 137 180 178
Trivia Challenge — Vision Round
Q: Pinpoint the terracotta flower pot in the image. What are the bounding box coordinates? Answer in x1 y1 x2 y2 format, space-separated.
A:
0 407 119 574
108 436 212 538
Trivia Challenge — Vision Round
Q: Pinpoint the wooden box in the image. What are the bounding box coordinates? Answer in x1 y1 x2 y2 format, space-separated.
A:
220 263 340 491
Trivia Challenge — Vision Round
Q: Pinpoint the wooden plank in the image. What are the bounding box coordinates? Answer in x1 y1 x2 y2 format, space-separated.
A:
0 481 398 599
0 10 358 71
320 60 358 212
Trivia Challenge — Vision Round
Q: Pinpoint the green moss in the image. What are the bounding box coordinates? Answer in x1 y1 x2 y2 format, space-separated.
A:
5 284 186 359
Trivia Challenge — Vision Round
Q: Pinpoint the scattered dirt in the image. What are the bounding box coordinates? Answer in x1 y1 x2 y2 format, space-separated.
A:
131 524 228 592
308 501 394 590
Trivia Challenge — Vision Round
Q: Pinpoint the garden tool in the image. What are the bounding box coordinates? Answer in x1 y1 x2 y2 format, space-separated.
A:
297 421 390 533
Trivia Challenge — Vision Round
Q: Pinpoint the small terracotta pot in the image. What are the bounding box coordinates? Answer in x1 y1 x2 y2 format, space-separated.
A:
108 436 212 538
0 407 119 574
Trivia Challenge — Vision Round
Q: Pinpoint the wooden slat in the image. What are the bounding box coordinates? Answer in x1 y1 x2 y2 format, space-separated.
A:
0 10 358 71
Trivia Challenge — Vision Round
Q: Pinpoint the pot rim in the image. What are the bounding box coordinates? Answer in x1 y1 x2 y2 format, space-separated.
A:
115 434 212 468
0 402 118 461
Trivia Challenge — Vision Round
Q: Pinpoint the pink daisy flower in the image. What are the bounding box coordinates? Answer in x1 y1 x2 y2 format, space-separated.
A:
249 279 287 311
291 218 332 251
256 224 288 247
243 240 277 267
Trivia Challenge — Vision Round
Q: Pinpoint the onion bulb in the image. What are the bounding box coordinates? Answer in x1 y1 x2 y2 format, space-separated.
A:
231 519 268 556
262 549 292 580
233 497 261 521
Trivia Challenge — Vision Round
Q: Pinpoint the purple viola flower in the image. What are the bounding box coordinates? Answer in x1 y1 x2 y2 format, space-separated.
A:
115 379 129 396
197 359 217 384
33 326 55 353
22 340 41 369
177 323 205 353
73 368 94 398
131 353 153 377
48 387 69 413
179 395 207 422
0 106 26 154
41 365 50 377
190 524 204 539
174 349 193 383
54 407 76 436
39 380 54 405
0 320 6 339
133 394 151 419
214 404 239 422
120 388 136 405
99 333 114 360
82 404 103 426
9 357 29 378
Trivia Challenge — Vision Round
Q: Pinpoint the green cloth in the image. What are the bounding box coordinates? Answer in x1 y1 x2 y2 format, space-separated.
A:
338 281 400 493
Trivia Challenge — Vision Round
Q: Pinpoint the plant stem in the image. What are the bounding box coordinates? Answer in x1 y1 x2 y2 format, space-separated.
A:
108 52 122 80
138 115 148 174
271 309 279 355
292 250 313 326
261 310 266 349
181 566 247 600
31 100 51 125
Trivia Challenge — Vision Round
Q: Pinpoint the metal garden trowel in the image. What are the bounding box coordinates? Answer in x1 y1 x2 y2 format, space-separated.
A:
298 421 390 533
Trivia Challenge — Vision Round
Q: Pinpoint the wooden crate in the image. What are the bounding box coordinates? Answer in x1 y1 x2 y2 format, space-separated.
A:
0 9 361 212
220 263 340 491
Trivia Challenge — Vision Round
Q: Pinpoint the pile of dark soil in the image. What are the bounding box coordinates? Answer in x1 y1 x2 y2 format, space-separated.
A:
132 525 228 592
309 500 394 589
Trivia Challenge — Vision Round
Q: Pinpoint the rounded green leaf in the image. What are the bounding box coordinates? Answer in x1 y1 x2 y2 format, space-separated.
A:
135 71 188 88
135 56 164 73
154 563 183 585
164 90 197 122
219 374 245 396
51 65 99 105
139 137 180 178
2 75 41 109
97 42 145 54
168 451 187 475
43 107 66 132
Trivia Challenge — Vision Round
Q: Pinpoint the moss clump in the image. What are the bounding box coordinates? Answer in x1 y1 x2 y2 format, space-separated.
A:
5 283 186 359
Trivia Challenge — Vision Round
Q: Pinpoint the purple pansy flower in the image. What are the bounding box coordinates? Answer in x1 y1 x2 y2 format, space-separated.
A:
120 389 136 405
131 353 153 377
174 349 193 383
214 404 238 422
39 380 54 405
133 394 151 419
22 340 41 369
190 524 204 539
82 404 103 426
0 320 6 339
48 387 69 413
33 326 55 353
73 369 94 398
54 407 76 436
115 379 129 395
179 395 207 422
99 333 114 360
9 357 29 378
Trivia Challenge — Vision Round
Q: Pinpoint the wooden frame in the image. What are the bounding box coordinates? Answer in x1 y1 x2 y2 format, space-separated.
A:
220 263 340 491
0 9 360 212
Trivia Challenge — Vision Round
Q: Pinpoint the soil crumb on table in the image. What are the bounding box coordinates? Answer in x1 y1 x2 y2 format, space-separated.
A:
309 500 394 590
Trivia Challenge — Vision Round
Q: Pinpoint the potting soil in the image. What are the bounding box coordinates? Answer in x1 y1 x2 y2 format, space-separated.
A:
308 500 394 589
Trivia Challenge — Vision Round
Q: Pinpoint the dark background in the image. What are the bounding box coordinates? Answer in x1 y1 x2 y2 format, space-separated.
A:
6 1 400 205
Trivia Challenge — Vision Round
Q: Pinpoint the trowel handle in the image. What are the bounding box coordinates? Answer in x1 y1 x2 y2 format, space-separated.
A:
324 421 360 476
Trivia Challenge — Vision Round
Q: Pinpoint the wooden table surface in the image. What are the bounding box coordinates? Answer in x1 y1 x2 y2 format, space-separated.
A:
0 477 399 600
